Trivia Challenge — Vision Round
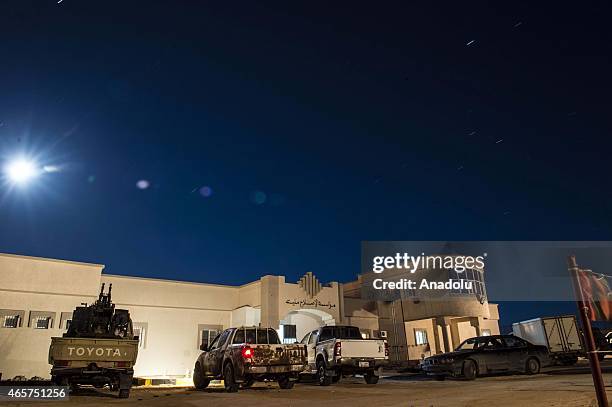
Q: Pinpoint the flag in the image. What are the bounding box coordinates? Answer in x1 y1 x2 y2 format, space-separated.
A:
577 268 612 321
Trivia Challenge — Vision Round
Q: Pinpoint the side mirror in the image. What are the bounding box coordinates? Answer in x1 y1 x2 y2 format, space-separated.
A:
200 342 208 351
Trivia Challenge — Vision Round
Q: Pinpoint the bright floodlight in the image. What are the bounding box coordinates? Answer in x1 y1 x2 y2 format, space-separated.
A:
5 159 38 184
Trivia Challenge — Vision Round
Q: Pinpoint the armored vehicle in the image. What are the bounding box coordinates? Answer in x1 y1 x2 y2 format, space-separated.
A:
48 284 139 398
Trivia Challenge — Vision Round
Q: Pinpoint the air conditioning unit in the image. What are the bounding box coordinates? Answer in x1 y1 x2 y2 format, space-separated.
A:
379 330 388 338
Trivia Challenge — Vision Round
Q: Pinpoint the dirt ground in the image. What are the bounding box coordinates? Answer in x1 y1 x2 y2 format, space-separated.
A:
2 368 612 407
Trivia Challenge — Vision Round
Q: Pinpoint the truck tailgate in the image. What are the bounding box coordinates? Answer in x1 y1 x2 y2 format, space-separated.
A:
250 343 306 366
340 339 386 359
49 337 139 363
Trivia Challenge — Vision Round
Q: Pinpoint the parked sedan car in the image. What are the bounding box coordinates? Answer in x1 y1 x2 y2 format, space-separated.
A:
421 335 550 380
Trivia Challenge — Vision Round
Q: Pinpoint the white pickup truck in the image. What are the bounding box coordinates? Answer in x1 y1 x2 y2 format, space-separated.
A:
300 325 388 385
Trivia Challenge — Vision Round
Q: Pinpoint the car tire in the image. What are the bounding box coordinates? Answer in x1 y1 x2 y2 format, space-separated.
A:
118 389 130 398
317 360 332 386
278 376 294 389
193 363 210 389
223 362 239 393
525 357 540 375
364 371 379 384
462 359 477 380
332 374 341 383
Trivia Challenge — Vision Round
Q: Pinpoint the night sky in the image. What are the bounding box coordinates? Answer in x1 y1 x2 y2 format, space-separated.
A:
1 2 611 327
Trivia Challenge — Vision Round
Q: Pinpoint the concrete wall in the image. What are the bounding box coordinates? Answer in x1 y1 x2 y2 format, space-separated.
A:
230 306 261 327
260 275 342 331
401 297 491 321
343 298 379 336
404 319 436 360
480 319 501 336
238 281 261 308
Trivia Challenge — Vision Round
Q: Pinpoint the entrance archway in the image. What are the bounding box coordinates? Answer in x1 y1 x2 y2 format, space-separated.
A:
279 309 335 343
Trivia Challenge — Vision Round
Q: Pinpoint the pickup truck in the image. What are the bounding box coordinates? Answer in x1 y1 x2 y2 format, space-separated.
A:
300 325 388 385
193 326 307 392
48 337 138 398
48 284 138 398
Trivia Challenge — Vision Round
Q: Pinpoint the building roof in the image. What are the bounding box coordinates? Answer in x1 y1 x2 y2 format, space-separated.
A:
0 252 105 269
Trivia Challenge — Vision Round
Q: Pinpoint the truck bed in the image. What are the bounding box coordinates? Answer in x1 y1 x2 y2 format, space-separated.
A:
240 343 307 367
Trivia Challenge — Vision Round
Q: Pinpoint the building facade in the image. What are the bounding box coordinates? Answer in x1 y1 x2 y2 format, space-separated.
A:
0 253 499 379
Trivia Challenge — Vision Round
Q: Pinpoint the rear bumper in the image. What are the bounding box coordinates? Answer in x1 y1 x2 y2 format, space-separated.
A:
244 364 306 375
333 358 388 374
51 367 134 376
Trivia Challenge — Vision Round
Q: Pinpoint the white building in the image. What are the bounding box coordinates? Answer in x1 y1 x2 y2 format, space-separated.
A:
0 253 500 380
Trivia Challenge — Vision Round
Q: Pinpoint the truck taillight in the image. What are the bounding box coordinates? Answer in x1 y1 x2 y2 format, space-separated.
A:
242 346 253 360
334 342 342 357
115 361 130 367
55 360 70 367
384 341 389 357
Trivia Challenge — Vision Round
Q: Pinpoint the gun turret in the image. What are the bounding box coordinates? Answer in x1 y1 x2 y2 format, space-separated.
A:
65 283 133 339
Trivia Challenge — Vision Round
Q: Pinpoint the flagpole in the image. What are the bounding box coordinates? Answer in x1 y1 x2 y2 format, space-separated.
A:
568 255 609 407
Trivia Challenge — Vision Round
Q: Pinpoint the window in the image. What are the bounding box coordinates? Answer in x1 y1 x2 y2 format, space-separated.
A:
504 336 526 348
201 329 218 348
486 337 504 348
267 329 281 344
233 328 245 344
415 329 428 345
210 330 230 350
308 331 318 345
60 312 72 330
198 324 223 349
457 338 479 350
34 317 51 329
282 324 297 343
133 323 148 349
300 333 310 344
243 328 254 344
208 333 221 350
481 329 491 336
256 328 268 344
28 311 55 329
3 315 20 328
319 326 361 341
242 328 280 344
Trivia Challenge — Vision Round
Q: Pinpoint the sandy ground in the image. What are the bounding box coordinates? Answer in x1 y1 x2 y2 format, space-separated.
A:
2 368 612 407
